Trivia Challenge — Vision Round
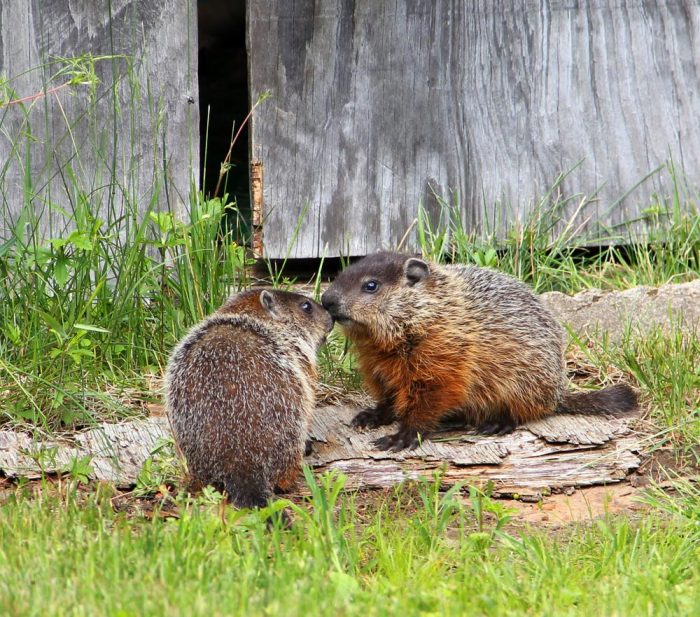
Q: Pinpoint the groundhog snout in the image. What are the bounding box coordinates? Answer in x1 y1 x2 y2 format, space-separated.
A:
321 289 342 317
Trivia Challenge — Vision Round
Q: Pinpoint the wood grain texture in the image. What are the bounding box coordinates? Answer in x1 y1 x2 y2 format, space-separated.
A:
248 0 700 258
0 0 198 239
306 405 641 498
0 418 171 487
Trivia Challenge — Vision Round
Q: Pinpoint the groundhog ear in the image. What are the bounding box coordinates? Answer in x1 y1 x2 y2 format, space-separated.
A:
259 290 276 314
404 258 429 286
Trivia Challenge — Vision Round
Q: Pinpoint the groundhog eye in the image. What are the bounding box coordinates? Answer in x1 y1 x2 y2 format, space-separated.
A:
362 280 379 293
300 301 313 314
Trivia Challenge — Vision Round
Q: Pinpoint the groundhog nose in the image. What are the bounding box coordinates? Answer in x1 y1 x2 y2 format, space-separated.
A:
321 291 338 313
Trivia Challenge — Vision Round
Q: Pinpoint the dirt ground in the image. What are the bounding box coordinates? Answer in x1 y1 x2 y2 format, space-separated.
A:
500 447 697 527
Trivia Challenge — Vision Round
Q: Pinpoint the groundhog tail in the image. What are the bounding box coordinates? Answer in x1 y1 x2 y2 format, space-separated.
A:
556 383 638 416
223 480 272 510
224 481 292 528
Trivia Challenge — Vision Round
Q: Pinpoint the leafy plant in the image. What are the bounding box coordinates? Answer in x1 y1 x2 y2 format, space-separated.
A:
135 438 187 497
467 481 516 535
62 454 94 485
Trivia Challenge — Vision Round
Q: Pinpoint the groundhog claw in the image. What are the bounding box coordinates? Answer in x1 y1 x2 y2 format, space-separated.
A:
373 429 419 451
476 421 516 436
351 407 395 430
351 409 377 429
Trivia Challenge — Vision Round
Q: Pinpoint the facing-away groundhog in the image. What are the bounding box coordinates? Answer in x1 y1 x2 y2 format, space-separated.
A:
321 251 637 451
166 288 333 509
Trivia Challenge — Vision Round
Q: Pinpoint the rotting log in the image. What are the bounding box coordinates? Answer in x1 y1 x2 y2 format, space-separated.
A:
0 405 642 500
542 279 700 343
306 406 642 499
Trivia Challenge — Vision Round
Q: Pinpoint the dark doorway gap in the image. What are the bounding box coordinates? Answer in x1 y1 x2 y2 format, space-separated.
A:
198 0 250 231
255 244 667 285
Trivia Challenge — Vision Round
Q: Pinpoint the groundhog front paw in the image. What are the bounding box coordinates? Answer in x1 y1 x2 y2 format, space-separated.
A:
304 439 314 456
373 428 419 451
351 407 395 430
476 420 516 436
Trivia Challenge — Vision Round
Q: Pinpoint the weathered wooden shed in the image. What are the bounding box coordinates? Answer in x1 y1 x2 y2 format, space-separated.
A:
249 0 700 258
2 1 699 260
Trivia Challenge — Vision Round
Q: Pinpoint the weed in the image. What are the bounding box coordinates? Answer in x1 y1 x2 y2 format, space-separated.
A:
410 470 465 548
641 474 700 520
467 481 516 535
62 454 94 486
569 323 700 454
134 438 187 497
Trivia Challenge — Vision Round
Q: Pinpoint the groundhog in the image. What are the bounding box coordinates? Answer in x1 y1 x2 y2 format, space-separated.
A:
166 288 333 509
321 251 637 451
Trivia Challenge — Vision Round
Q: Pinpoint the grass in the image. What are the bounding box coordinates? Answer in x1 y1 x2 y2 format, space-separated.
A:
570 325 700 456
0 55 253 429
417 162 700 294
0 473 698 616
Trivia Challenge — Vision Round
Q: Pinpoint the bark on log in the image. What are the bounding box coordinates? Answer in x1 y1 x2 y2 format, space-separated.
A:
0 405 641 499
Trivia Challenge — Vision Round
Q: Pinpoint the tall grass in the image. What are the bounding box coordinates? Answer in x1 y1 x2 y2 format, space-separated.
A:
0 55 251 429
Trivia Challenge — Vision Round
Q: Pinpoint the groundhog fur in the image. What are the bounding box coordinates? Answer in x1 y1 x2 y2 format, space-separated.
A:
321 252 637 451
166 289 333 508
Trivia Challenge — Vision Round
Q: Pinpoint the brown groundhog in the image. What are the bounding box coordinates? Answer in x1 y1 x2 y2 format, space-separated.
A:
321 252 637 451
166 289 333 508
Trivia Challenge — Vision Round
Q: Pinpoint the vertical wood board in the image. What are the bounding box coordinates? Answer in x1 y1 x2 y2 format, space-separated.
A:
248 0 700 259
0 0 199 239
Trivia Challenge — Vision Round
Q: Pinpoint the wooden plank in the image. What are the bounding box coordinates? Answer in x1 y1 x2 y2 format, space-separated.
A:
0 0 198 240
248 0 700 259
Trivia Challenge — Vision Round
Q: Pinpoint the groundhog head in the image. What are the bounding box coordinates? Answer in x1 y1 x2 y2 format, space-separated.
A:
219 288 333 347
321 252 431 344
